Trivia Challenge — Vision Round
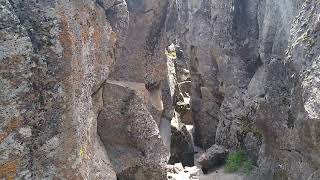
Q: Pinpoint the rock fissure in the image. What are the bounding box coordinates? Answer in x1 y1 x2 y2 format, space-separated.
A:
1 0 320 179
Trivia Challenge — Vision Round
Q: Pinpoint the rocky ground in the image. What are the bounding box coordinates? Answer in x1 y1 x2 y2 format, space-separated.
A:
199 167 245 180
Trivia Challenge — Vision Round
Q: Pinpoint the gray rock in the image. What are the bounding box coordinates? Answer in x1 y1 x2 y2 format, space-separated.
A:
165 0 257 149
106 0 129 47
98 81 169 179
2 0 320 180
169 114 194 167
97 0 116 10
179 81 191 98
175 81 192 125
197 145 228 173
165 1 320 180
255 0 320 179
0 0 124 179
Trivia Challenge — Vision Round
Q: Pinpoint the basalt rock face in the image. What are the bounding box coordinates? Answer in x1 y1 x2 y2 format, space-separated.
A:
97 81 168 180
166 0 320 179
166 0 261 150
0 0 125 179
254 0 320 179
1 0 320 179
0 0 172 179
197 144 228 173
106 0 175 178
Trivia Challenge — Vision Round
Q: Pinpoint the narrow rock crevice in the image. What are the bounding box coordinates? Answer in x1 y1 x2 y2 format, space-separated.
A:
1 0 320 180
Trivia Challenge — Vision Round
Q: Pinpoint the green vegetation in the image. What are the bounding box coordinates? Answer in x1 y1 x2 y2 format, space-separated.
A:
225 149 253 174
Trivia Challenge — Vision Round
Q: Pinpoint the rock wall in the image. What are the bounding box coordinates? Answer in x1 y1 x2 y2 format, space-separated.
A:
166 0 320 179
105 0 175 178
165 0 261 150
1 0 320 179
255 0 320 179
0 0 171 179
0 0 123 179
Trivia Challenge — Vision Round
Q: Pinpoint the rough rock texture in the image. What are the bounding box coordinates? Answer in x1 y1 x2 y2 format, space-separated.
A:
97 0 177 178
109 0 175 153
166 0 319 179
1 0 320 179
0 0 125 179
165 0 259 149
196 144 228 174
254 0 320 179
169 114 194 167
98 80 168 180
110 0 169 85
0 0 170 179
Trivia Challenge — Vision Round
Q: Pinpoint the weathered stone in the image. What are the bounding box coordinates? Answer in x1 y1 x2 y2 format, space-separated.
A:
254 0 320 179
97 80 169 179
97 0 116 10
110 0 170 84
0 0 123 179
165 1 320 180
197 145 228 173
106 0 129 47
244 132 261 162
169 114 194 167
2 0 320 180
176 98 192 125
165 0 253 149
179 81 191 97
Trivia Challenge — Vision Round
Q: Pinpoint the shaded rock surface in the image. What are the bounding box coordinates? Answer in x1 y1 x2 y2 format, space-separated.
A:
253 0 320 179
1 0 320 180
196 144 228 174
166 0 319 179
0 0 170 179
0 0 123 179
169 114 194 167
97 81 168 179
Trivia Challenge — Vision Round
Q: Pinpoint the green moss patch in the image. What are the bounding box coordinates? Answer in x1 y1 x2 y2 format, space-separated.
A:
225 149 253 174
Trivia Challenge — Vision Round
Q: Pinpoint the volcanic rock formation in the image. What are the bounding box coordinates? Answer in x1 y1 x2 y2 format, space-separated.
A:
1 0 320 180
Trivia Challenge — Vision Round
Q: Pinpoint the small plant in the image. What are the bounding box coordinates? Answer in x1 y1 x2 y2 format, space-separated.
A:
225 149 253 174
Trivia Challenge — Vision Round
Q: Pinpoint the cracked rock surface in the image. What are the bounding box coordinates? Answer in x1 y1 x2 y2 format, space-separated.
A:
1 0 320 180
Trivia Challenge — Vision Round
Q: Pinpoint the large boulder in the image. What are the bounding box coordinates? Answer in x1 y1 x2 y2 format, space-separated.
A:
109 0 175 153
169 114 194 167
197 145 228 173
97 80 169 180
